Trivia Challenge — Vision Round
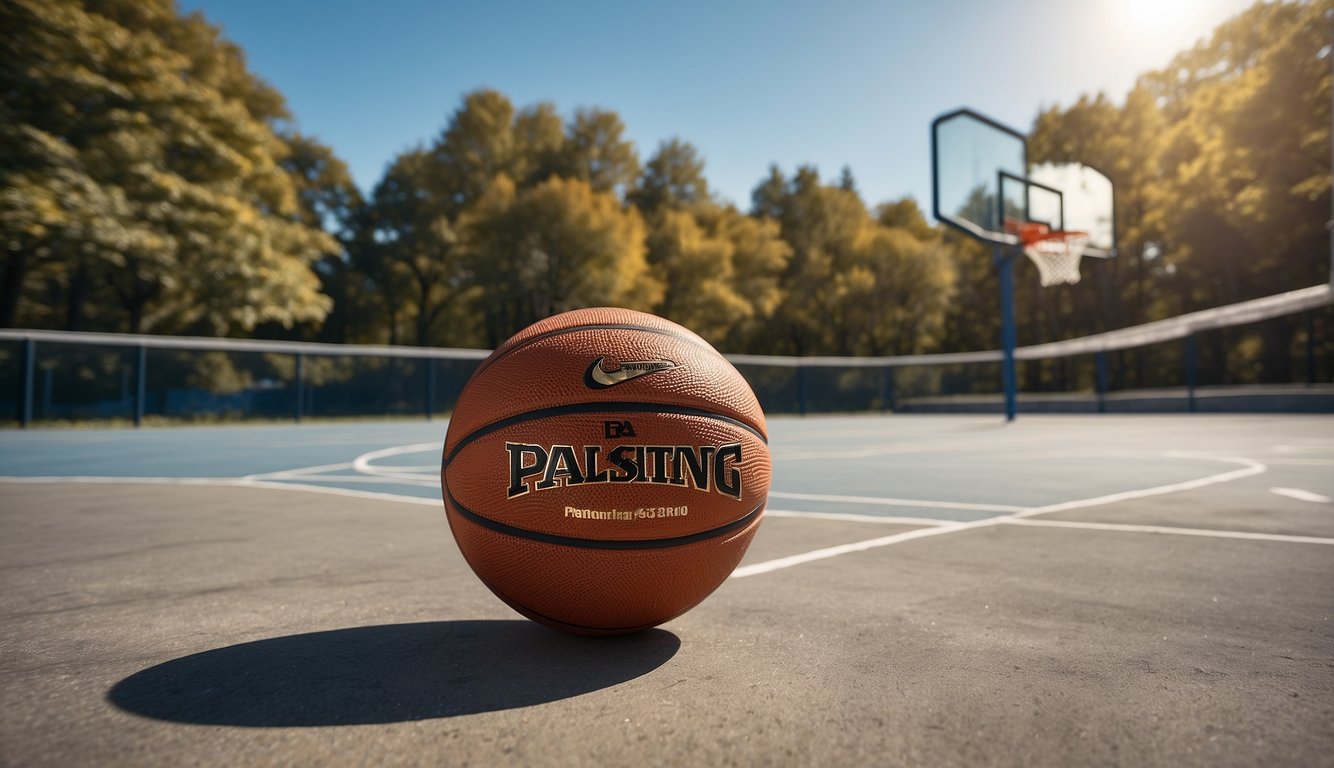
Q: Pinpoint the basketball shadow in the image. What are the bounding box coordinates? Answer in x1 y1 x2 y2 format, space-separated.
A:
107 620 679 727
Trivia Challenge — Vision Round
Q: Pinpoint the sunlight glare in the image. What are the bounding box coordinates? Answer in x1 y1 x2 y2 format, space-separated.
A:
1122 0 1197 30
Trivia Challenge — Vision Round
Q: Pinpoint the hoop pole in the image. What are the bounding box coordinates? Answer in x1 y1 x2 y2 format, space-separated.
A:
996 247 1018 422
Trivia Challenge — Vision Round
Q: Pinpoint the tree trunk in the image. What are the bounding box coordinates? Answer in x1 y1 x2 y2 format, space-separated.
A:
64 260 88 331
0 250 28 327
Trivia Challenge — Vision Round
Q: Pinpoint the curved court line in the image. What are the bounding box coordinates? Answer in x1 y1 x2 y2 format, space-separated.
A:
732 453 1270 579
351 442 441 482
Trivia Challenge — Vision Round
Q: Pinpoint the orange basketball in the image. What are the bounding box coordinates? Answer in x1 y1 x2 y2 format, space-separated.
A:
441 307 770 635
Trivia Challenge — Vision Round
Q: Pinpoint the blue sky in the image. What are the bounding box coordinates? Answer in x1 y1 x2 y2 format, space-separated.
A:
182 0 1256 211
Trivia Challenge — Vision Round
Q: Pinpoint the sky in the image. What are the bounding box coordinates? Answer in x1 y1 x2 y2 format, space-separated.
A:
181 0 1258 211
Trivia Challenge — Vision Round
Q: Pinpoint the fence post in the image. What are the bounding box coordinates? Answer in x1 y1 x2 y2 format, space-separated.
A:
1095 351 1108 414
294 353 305 423
134 344 146 427
796 364 808 416
1185 334 1197 413
426 358 436 420
19 339 35 428
996 248 1018 422
1307 310 1316 386
881 366 896 412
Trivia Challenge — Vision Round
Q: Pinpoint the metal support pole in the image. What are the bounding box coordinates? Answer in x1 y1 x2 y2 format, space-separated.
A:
426 358 436 420
881 366 896 412
796 365 808 416
996 248 1018 422
19 339 35 428
134 344 146 427
294 353 305 423
1185 334 1198 413
1095 350 1108 414
1307 310 1317 386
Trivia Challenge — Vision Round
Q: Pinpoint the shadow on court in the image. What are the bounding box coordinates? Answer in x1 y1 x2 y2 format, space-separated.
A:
108 620 679 726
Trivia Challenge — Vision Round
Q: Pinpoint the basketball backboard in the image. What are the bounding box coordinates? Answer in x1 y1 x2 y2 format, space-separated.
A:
931 107 1115 258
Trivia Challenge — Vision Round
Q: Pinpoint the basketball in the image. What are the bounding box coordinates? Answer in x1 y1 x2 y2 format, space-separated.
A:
441 307 771 635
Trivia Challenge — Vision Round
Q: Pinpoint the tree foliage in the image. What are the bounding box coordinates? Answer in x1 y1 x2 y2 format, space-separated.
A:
4 0 1325 395
1023 0 1331 385
0 0 338 334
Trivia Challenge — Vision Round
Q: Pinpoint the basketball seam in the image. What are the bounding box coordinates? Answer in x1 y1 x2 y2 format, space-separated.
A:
442 401 768 466
470 322 720 382
446 489 766 550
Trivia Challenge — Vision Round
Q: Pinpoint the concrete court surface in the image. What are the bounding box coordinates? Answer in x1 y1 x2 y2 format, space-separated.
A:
0 414 1332 766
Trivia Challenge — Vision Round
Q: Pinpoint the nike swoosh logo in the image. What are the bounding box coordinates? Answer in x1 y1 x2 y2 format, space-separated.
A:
585 357 677 389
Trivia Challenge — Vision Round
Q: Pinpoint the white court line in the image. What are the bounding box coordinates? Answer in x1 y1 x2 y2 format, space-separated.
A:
245 461 355 480
5 450 1307 581
1009 455 1266 519
0 475 442 506
250 474 440 487
352 442 439 472
769 490 1024 514
732 453 1271 578
0 476 250 487
765 509 953 526
732 520 991 578
241 479 440 506
1269 487 1332 503
1002 518 1334 546
351 442 441 482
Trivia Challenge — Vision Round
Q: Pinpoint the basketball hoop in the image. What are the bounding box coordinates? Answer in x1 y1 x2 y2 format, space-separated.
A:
1009 221 1089 287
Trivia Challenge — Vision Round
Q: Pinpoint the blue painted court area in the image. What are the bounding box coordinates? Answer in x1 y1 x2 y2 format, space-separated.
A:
3 414 1332 521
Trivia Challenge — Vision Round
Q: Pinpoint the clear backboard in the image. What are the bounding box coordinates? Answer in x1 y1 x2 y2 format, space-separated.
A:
931 108 1115 258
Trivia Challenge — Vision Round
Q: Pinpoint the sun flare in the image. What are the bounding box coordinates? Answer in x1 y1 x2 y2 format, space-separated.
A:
1122 0 1198 30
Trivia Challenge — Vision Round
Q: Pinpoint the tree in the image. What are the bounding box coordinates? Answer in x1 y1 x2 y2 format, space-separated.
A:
750 167 955 355
1026 0 1332 385
463 176 661 344
553 108 641 197
629 139 711 213
0 0 336 334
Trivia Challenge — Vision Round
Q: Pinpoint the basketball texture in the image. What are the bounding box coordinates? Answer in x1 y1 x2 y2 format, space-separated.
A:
441 307 770 635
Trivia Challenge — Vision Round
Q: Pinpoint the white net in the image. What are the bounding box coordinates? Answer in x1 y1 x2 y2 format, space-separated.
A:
1023 231 1089 287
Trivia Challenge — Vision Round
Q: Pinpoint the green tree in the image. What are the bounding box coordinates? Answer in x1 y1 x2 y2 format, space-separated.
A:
0 0 336 334
751 167 955 355
629 139 711 213
463 175 661 344
555 108 641 196
1027 0 1332 386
